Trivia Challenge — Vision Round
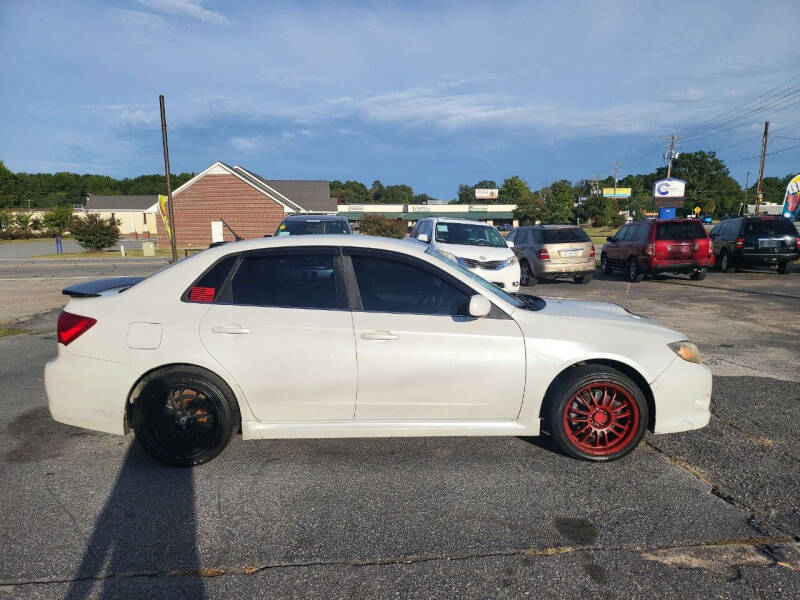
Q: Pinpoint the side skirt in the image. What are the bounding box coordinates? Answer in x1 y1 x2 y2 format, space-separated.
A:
242 418 541 440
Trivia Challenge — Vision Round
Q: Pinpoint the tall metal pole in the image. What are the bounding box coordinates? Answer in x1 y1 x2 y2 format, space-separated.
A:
740 171 750 216
754 121 769 216
159 95 178 263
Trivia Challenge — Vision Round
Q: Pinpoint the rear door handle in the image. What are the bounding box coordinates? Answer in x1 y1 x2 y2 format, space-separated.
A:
211 325 251 335
361 330 398 341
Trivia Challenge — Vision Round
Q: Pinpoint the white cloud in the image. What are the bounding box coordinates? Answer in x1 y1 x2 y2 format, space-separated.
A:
228 136 261 152
108 9 167 30
135 0 230 26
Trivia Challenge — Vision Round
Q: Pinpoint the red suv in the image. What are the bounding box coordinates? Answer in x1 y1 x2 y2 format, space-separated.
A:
601 219 714 282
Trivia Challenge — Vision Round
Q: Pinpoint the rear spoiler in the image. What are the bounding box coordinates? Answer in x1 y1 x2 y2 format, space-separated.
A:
62 277 145 298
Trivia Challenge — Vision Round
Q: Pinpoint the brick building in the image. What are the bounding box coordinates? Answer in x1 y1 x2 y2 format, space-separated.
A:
155 162 334 247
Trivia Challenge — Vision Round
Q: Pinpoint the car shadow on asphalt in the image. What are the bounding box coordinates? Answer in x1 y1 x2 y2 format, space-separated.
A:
63 443 205 599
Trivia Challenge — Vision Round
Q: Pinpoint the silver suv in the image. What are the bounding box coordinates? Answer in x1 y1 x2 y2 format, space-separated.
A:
508 225 596 285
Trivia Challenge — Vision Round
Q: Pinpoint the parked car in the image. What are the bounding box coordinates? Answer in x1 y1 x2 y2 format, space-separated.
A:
408 217 520 291
709 215 799 274
46 235 711 466
275 214 352 236
601 219 714 282
507 224 595 286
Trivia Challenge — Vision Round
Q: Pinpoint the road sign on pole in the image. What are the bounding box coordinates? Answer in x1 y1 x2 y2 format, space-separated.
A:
694 206 701 216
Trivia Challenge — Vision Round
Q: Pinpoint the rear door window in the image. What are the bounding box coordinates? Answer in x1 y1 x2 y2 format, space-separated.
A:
615 225 631 242
542 228 590 244
230 253 340 309
185 254 238 303
655 221 706 241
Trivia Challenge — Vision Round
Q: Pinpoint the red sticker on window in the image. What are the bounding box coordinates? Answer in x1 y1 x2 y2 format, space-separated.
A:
189 286 215 303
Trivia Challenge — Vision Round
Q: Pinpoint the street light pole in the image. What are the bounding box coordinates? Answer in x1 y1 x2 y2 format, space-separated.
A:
159 95 178 263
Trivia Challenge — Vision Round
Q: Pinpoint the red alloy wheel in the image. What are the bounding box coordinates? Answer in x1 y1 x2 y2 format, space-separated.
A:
562 381 640 456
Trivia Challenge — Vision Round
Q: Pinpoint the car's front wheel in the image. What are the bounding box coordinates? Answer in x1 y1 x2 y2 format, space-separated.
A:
545 365 648 462
719 250 732 273
601 254 612 275
133 367 240 467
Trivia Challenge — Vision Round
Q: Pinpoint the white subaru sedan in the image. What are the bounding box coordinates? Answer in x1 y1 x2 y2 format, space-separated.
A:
45 235 711 467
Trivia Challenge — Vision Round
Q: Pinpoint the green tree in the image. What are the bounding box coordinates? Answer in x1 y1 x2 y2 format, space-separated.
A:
498 176 531 205
12 212 32 232
383 184 414 204
513 192 547 225
330 180 370 204
455 180 498 204
543 179 575 223
370 180 386 203
358 214 407 238
43 205 73 233
70 214 120 250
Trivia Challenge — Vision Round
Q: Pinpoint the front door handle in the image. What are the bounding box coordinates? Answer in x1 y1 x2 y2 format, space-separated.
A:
361 330 398 341
212 325 251 335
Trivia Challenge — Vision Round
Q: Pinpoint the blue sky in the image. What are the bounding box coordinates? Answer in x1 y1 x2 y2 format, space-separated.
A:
1 0 798 199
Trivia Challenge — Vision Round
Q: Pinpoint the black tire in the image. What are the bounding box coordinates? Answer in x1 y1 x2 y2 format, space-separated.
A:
718 250 732 273
627 258 643 282
520 260 536 287
574 272 593 284
690 268 707 280
544 364 649 462
601 254 612 275
778 261 794 275
133 367 240 467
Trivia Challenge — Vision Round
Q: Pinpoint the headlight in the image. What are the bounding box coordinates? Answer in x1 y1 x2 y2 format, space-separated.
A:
668 341 701 364
500 255 518 268
438 249 458 264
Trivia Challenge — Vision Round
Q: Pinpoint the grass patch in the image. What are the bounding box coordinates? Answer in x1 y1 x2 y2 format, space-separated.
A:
0 327 27 338
31 248 177 259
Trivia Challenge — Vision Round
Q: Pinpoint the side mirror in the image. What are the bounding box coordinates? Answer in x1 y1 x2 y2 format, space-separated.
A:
417 233 429 243
506 240 515 248
606 236 614 242
468 294 492 318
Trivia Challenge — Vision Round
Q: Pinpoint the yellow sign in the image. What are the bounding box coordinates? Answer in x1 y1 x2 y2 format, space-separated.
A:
602 187 632 198
158 195 173 241
694 206 701 215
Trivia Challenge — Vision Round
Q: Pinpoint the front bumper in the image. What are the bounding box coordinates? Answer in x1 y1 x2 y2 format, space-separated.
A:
469 264 520 292
45 347 136 435
650 355 712 434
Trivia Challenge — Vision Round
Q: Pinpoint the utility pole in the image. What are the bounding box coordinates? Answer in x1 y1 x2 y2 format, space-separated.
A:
159 95 178 263
664 135 680 178
611 162 621 199
739 171 750 216
754 121 769 216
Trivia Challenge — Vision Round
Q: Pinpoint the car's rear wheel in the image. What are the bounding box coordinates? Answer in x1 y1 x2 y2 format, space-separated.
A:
778 261 793 275
520 260 536 286
133 367 239 467
627 258 643 282
719 250 732 273
690 268 707 280
545 365 648 462
601 254 612 275
574 273 592 284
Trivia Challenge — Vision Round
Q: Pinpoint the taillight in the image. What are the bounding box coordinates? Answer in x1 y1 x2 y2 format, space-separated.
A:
57 311 97 346
589 245 595 258
537 248 550 260
796 236 800 249
645 243 655 256
735 237 744 249
708 240 713 256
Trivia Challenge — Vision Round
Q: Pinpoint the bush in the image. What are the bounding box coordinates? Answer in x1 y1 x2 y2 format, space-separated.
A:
69 214 120 250
43 205 73 233
358 214 408 238
0 210 11 230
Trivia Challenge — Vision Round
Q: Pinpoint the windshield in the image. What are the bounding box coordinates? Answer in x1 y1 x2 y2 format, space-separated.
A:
434 222 506 247
276 220 350 236
543 228 590 244
425 246 527 308
655 221 706 241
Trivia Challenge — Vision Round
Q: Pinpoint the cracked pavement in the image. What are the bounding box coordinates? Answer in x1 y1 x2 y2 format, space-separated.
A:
0 261 798 598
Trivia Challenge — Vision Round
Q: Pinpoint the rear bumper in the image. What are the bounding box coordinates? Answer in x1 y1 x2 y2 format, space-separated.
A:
736 252 798 265
648 261 712 274
650 356 712 434
45 347 136 435
539 258 595 277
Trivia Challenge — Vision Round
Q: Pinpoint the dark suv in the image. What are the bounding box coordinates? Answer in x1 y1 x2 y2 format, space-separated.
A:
274 214 352 236
601 219 714 282
710 216 799 274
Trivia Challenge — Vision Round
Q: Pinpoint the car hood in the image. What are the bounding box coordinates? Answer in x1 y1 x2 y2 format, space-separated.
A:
437 242 513 260
516 296 686 343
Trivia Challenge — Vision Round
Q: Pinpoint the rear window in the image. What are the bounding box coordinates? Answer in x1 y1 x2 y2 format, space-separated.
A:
542 228 590 244
185 254 238 303
655 221 706 241
276 219 350 236
744 218 797 236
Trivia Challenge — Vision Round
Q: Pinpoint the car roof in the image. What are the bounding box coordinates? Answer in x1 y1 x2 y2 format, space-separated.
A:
530 224 581 229
424 216 496 226
201 234 428 259
281 214 347 221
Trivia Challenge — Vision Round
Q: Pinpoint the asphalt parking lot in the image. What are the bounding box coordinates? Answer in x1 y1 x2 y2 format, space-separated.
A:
1 258 799 598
